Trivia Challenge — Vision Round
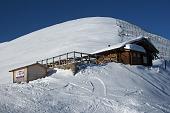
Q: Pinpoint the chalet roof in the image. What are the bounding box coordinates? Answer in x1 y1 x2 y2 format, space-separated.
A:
9 63 47 72
91 36 159 55
124 44 145 53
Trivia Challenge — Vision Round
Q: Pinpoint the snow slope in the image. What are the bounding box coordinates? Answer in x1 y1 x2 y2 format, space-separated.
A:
0 61 170 113
0 17 122 83
0 17 170 83
0 17 170 113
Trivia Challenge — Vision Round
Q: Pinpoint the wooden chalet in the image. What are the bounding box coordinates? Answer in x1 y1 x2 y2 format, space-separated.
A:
9 63 47 83
8 37 159 83
92 37 159 66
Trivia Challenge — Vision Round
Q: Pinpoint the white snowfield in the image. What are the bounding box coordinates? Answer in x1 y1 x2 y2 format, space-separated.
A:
0 17 170 113
0 62 170 113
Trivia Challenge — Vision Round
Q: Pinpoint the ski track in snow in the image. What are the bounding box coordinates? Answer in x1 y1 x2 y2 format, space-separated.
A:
89 77 107 97
0 62 170 113
121 65 170 97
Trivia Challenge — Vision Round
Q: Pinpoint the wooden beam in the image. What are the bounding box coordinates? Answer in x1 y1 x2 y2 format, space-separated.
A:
52 52 73 60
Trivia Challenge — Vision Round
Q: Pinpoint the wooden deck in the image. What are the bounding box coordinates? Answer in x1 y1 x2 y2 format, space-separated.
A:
37 51 96 74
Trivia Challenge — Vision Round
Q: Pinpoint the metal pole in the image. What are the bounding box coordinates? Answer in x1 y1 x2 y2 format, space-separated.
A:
165 60 167 70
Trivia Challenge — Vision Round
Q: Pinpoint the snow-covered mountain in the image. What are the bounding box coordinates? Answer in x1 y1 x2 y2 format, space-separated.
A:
0 17 170 83
0 17 170 113
0 17 122 83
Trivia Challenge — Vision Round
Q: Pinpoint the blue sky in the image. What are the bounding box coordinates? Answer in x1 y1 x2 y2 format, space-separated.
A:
0 0 170 43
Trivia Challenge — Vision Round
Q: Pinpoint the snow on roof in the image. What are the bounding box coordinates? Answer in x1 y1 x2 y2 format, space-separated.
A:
9 63 47 72
91 36 145 54
91 42 125 54
124 44 145 53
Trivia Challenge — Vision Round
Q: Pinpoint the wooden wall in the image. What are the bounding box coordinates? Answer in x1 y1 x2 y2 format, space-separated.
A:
119 51 130 64
146 53 153 66
96 52 118 64
55 63 78 74
130 51 144 65
27 64 47 82
96 49 151 66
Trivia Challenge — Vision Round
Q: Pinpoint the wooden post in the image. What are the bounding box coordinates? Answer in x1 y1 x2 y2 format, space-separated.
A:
41 60 43 64
52 57 55 68
13 71 15 83
59 56 61 65
88 55 90 64
95 54 97 64
46 59 48 67
81 53 83 62
66 53 68 64
73 51 76 63
130 52 133 65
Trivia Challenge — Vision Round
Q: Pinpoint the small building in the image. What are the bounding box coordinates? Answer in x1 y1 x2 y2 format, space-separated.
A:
9 63 47 83
92 37 159 66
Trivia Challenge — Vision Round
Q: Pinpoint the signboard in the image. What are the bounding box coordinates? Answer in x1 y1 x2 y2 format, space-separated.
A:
16 69 25 78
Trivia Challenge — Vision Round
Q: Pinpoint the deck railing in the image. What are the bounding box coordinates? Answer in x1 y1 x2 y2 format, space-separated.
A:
37 51 96 68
